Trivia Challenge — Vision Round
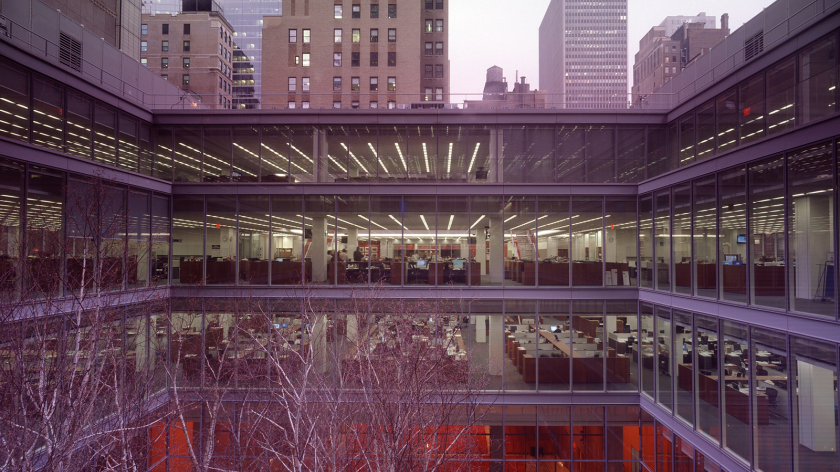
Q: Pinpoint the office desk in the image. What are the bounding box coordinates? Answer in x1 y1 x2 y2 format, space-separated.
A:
427 263 446 285
753 265 785 296
678 363 769 425
271 261 311 284
572 262 602 285
722 264 747 294
539 262 570 285
390 262 404 285
240 260 268 284
327 262 347 284
605 262 631 285
206 260 236 284
179 260 202 283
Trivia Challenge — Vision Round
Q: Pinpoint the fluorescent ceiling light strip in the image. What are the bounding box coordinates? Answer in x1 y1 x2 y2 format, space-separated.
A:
470 215 485 229
447 143 452 174
388 214 407 230
358 214 388 229
467 143 480 173
447 214 454 230
395 143 407 170
422 142 430 173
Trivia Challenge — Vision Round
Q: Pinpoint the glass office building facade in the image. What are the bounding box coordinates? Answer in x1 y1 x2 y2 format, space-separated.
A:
1 2 840 471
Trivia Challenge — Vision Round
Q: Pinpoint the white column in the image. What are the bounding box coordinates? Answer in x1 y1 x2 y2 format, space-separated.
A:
314 129 329 182
347 228 358 253
346 314 357 341
794 196 832 300
488 316 504 375
311 217 328 282
477 225 487 276
488 128 501 183
474 315 487 343
311 315 328 373
797 360 836 451
489 218 504 284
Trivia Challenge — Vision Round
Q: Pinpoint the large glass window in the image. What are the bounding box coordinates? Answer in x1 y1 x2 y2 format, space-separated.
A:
152 127 173 181
788 142 835 317
369 195 403 285
205 196 236 285
791 336 838 470
238 196 269 285
346 126 377 182
172 196 203 285
673 310 693 424
693 176 717 298
503 196 535 288
203 127 232 182
678 113 695 166
270 196 303 285
127 191 150 289
716 88 738 153
749 155 785 309
654 190 671 291
173 127 201 182
436 196 471 286
66 90 92 160
231 126 259 182
93 104 117 166
694 315 720 442
336 195 369 285
502 126 555 183
304 196 335 284
402 196 436 286
721 320 749 461
672 184 691 295
473 197 504 286
605 300 637 392
289 126 315 182
655 306 672 410
32 77 64 153
696 100 715 161
0 160 23 299
604 198 636 287
505 300 537 391
751 327 790 472
766 57 796 136
151 195 170 286
118 115 138 172
570 197 603 286
557 126 585 183
798 35 837 124
719 167 747 303
616 127 645 183
586 126 615 183
639 194 653 289
0 60 30 143
572 300 604 391
261 126 290 182
534 197 568 287
739 74 765 145
639 303 655 398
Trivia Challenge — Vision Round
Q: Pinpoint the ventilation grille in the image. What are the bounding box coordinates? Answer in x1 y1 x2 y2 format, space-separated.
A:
744 30 764 62
59 32 82 72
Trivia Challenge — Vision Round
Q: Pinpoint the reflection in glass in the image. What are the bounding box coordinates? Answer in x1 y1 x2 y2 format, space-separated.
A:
655 306 672 411
538 300 570 391
740 74 765 145
766 57 796 136
673 310 693 424
504 300 536 391
605 300 637 391
693 177 717 298
572 300 604 391
654 190 671 291
640 303 655 398
238 196 269 284
722 320 749 461
751 327 790 472
203 127 232 182
672 184 691 294
270 196 304 285
503 196 535 287
749 156 785 309
32 77 64 153
571 197 603 286
798 36 837 124
205 196 236 284
616 127 645 182
536 197 570 287
639 195 653 289
231 126 259 182
604 198 636 287
716 88 738 153
694 315 720 442
719 167 747 304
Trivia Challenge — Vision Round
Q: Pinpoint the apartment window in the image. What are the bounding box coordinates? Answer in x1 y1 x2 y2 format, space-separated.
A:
333 101 341 109
352 4 360 18
370 52 378 67
141 24 147 35
435 64 443 78
183 58 190 68
288 101 296 109
334 4 342 18
289 77 297 91
436 0 443 8
302 101 310 109
220 29 224 39
352 28 360 43
425 0 433 9
141 40 147 52
162 41 169 52
295 55 300 65
387 100 395 109
162 24 169 34
425 19 433 33
425 64 433 78
302 77 310 91
351 52 360 67
388 28 396 42
219 77 223 88
370 4 378 17
333 77 342 91
435 19 443 32
219 94 223 105
425 87 433 100
303 29 310 43
388 4 396 18
182 74 189 85
334 29 342 43
302 53 310 67
370 101 378 108
334 52 342 67
161 57 168 68
289 29 297 42
184 23 190 34
219 59 223 70
387 76 396 91
387 52 396 67
219 44 223 55
435 42 443 55
425 42 433 55
435 87 443 100
351 76 360 91
370 77 378 91
351 101 359 108
140 58 147 67
183 41 190 52
370 29 379 42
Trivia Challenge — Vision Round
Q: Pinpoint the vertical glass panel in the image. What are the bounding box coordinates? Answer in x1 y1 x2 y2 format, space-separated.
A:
290 126 315 182
538 300 570 391
503 126 555 183
205 196 236 284
721 320 749 461
678 113 695 166
203 127 231 182
766 57 796 136
655 306 672 411
66 90 92 160
31 77 64 153
504 300 537 391
503 196 536 287
694 315 720 442
151 195 170 286
469 301 504 390
666 121 679 172
640 409 656 471
504 405 537 464
673 311 693 424
674 436 694 472
672 185 691 295
173 127 201 182
751 327 790 472
639 303 655 399
749 156 785 309
557 126 585 183
466 126 491 183
0 159 23 300
606 405 641 465
270 196 304 284
304 196 335 284
118 115 139 172
336 195 369 285
65 180 94 294
536 197 570 287
586 126 615 183
152 127 173 181
639 194 653 289
571 197 603 286
693 177 718 298
378 126 407 182
539 405 571 463
325 125 348 181
231 125 259 182
716 88 738 154
798 35 837 124
407 125 436 182
26 167 63 297
719 167 747 304
574 406 605 461
170 303 203 388
604 197 638 287
656 423 673 472
616 127 645 183
605 300 637 391
695 450 722 472
646 126 667 179
696 100 716 161
788 143 835 317
238 196 269 285
473 196 504 287
572 300 604 391
171 196 203 285
791 336 839 471
138 123 153 176
402 196 436 285
128 191 150 288
93 104 117 166
346 125 377 181
437 125 467 182
369 195 402 285
0 60 30 143
740 74 766 145
654 190 671 291
261 125 291 182
436 196 470 286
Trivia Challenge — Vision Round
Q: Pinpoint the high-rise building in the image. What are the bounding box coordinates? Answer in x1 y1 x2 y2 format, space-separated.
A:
260 0 449 109
659 12 717 36
538 0 628 108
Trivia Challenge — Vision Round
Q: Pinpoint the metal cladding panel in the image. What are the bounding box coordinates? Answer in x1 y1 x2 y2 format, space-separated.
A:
31 1 58 55
82 28 104 76
102 43 124 93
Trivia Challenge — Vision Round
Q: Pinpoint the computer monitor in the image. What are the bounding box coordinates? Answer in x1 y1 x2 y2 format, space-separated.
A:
724 254 740 263
417 259 427 268
737 234 748 244
452 259 464 269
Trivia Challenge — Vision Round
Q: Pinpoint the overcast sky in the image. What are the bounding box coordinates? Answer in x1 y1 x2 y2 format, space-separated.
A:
448 0 769 98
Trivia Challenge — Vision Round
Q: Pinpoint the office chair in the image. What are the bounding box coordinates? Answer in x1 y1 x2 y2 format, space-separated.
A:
765 387 778 406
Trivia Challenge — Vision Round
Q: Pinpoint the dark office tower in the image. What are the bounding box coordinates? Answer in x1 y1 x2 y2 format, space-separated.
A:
539 0 628 109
